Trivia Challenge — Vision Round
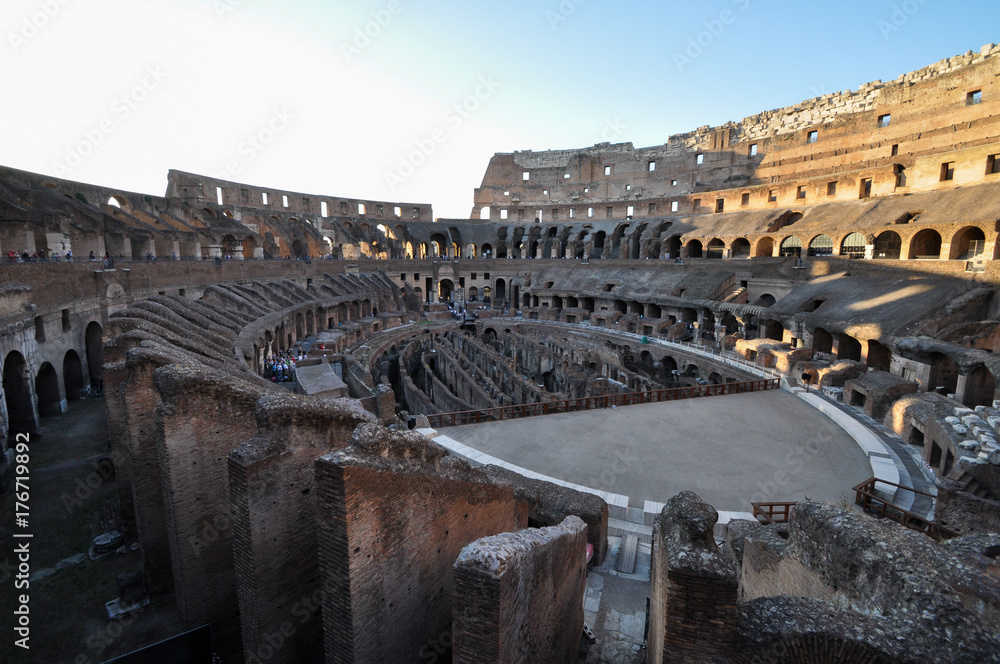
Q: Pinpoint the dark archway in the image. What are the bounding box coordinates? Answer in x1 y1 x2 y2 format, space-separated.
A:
685 239 703 259
495 278 507 303
908 229 941 260
85 322 103 388
439 279 454 303
3 351 37 434
63 350 85 400
963 365 996 408
755 237 774 257
731 238 751 259
867 340 891 370
838 334 862 362
706 239 725 259
813 328 833 354
950 226 986 260
35 363 62 418
873 231 901 260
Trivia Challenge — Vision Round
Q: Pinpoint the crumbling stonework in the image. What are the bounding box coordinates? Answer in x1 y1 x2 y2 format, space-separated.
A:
648 491 738 664
452 516 587 664
315 424 525 664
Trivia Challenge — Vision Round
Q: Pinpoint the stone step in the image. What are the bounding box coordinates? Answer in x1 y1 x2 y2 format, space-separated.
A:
614 533 638 575
608 517 653 545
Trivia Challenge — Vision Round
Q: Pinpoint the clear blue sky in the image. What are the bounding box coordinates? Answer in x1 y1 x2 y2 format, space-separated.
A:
1 0 997 217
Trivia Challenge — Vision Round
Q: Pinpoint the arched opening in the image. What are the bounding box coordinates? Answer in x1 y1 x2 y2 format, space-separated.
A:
85 322 103 388
761 320 784 341
685 239 703 259
430 233 448 258
908 229 941 260
665 235 682 259
838 334 862 362
963 365 996 408
659 356 678 384
779 236 802 258
468 286 479 302
4 351 37 434
708 372 723 385
593 231 606 259
706 238 725 259
222 234 239 257
867 340 891 370
480 206 490 220
950 226 986 260
731 238 751 259
481 243 493 258
495 279 507 303
807 234 834 257
754 237 774 257
306 310 315 335
291 239 307 259
840 232 867 259
242 236 258 260
873 231 901 260
439 279 454 303
928 352 958 395
63 350 85 400
35 363 62 418
295 313 305 339
465 243 477 258
107 196 127 209
756 293 776 307
813 328 833 354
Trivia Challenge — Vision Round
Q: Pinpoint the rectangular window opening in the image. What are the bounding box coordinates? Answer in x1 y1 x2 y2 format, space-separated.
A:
768 190 777 202
715 199 725 213
670 201 679 213
648 161 656 172
649 202 657 214
827 181 837 196
569 208 575 218
522 171 530 181
740 193 750 206
807 130 818 143
588 207 594 218
563 173 570 179
604 165 612 176
878 114 891 128
62 309 70 332
500 209 508 220
358 203 366 215
394 206 402 217
34 316 45 343
696 154 704 165
216 186 224 206
321 201 329 217
797 186 807 200
860 178 873 199
968 90 982 106
606 206 614 218
749 144 758 157
340 201 348 214
891 144 899 157
987 154 1000 175
282 195 289 208
940 162 955 181
262 192 269 205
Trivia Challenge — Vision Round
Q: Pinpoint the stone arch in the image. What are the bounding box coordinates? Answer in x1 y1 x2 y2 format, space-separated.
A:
813 328 833 354
807 234 834 257
3 351 36 434
242 236 258 259
840 232 866 259
950 226 986 260
779 235 802 258
754 237 774 257
928 352 958 395
306 310 315 336
481 243 493 258
706 238 725 259
731 238 751 259
592 231 607 259
665 235 682 259
439 279 455 302
63 350 85 400
867 339 891 370
908 228 941 260
35 362 62 418
685 239 703 259
838 333 862 362
85 321 103 387
495 278 507 302
963 365 996 408
873 230 901 259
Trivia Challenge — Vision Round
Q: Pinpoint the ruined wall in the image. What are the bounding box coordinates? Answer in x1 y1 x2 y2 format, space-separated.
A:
452 516 587 664
153 365 261 636
315 425 525 664
647 491 738 664
228 394 374 664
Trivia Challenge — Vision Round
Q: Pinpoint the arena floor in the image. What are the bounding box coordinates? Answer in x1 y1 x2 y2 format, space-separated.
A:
439 389 874 512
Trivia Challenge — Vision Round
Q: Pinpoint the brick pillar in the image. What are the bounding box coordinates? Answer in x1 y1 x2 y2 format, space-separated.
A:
648 491 738 664
229 394 373 664
453 516 587 664
152 364 261 646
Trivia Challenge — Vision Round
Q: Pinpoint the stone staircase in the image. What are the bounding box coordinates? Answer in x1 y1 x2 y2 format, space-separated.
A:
947 468 995 500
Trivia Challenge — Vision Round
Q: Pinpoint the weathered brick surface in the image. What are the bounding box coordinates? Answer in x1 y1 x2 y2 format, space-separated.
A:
452 516 587 664
648 491 737 664
229 394 374 664
316 424 524 664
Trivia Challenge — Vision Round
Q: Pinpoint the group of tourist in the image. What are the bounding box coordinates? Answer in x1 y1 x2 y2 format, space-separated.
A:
6 249 73 262
264 350 307 383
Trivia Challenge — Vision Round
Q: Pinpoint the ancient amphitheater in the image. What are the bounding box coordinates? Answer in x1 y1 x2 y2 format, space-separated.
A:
3 46 1000 664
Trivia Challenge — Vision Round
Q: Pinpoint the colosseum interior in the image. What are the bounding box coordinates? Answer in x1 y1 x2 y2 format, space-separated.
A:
3 45 1000 664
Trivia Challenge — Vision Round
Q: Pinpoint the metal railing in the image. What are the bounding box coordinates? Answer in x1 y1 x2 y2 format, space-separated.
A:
751 501 797 524
852 477 957 540
427 378 778 428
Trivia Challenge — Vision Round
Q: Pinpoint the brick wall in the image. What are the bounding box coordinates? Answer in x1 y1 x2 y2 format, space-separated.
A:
316 425 524 664
228 394 374 664
648 491 738 664
452 516 587 664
